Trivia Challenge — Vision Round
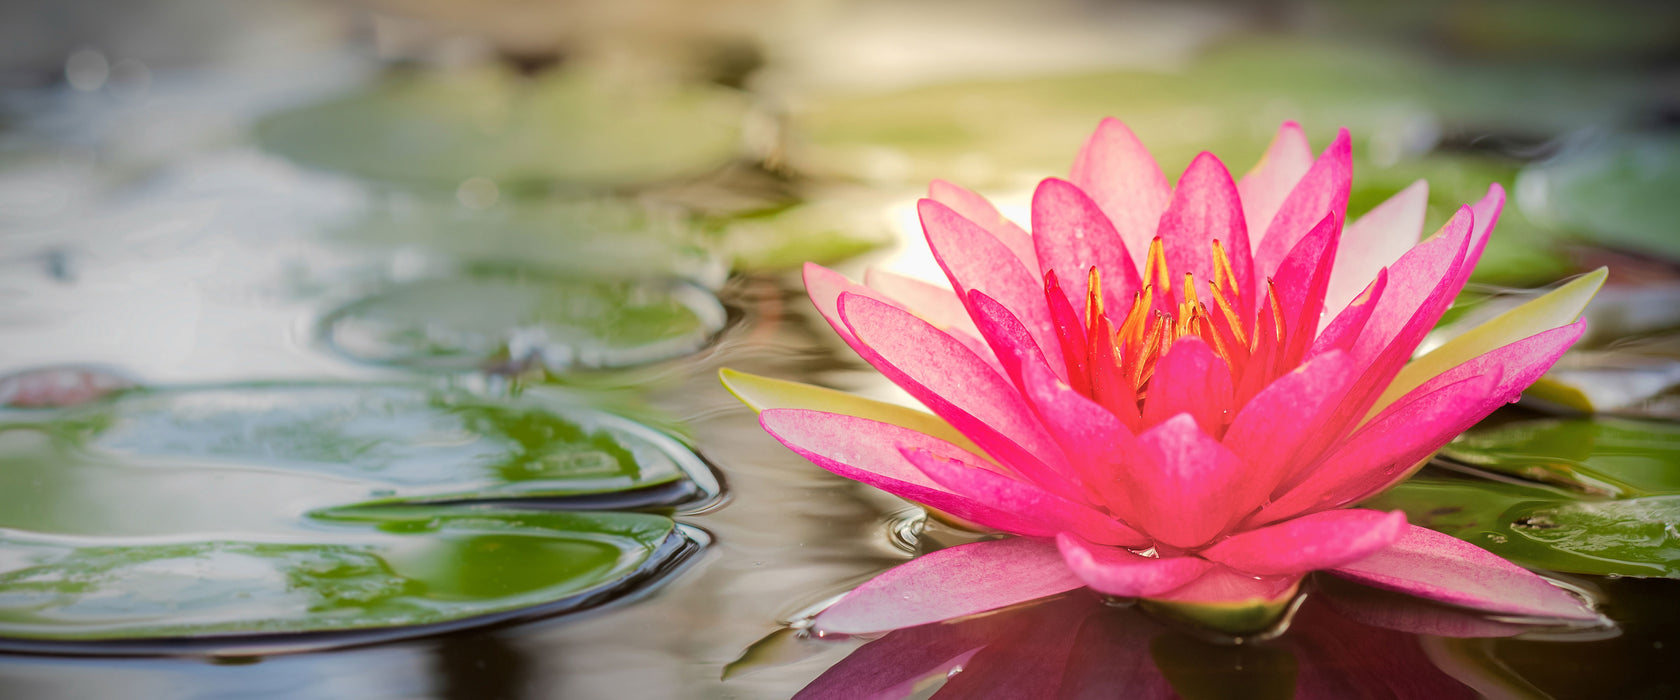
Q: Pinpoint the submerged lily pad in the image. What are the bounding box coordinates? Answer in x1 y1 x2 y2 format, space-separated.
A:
0 507 695 653
318 270 727 373
1442 417 1680 496
257 67 750 190
0 383 712 537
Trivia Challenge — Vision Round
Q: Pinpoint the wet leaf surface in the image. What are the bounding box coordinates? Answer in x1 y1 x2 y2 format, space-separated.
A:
1443 417 1680 496
318 269 727 374
0 383 711 539
257 67 750 190
0 506 690 651
1364 474 1680 578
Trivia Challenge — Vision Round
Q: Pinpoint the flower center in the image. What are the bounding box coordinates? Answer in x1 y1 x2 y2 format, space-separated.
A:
1047 237 1292 433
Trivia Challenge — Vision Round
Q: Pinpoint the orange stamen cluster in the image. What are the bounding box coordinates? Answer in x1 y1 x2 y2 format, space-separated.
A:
1059 237 1295 431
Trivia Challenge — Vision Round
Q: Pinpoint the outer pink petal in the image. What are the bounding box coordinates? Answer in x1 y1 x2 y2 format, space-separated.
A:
929 179 1038 270
1395 322 1586 421
1307 269 1385 358
1330 525 1599 621
1254 128 1351 287
1256 374 1497 524
1140 337 1233 435
1031 177 1141 318
1299 209 1473 465
920 199 1065 380
1151 564 1302 605
1201 509 1407 576
1449 183 1505 293
904 447 1147 547
1324 180 1428 323
1131 414 1249 549
1069 118 1171 274
864 267 981 340
813 537 1083 634
1272 322 1585 525
1155 152 1252 310
1018 358 1144 518
1221 349 1354 509
1239 121 1315 253
839 293 1082 499
967 288 1054 395
760 409 1073 538
1056 534 1214 597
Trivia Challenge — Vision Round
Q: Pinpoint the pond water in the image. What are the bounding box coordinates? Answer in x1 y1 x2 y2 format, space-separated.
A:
1 0 1678 697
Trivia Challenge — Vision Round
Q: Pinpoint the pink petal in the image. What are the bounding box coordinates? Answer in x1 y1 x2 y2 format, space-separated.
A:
1018 357 1144 518
920 199 1066 380
1266 213 1340 369
1255 374 1497 525
966 288 1054 395
1448 184 1505 293
1151 564 1302 605
760 409 1075 538
1031 177 1141 318
813 537 1084 634
1395 322 1586 421
1129 414 1250 549
1220 349 1354 510
1239 121 1315 253
1068 118 1171 274
1140 337 1233 435
1253 128 1351 288
1324 180 1428 323
864 267 981 340
929 179 1038 270
1155 152 1253 310
1297 209 1473 466
1056 534 1214 597
807 263 1000 382
1330 525 1600 621
1277 323 1584 522
904 446 1147 547
1307 269 1386 358
1201 509 1407 576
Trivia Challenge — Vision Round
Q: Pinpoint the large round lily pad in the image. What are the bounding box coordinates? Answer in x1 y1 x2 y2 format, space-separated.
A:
1363 475 1680 579
256 67 750 190
318 270 727 373
1442 417 1680 497
0 383 713 538
0 507 697 654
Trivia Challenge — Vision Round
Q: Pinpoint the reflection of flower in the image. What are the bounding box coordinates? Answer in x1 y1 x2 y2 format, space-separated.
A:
724 120 1604 634
793 588 1527 699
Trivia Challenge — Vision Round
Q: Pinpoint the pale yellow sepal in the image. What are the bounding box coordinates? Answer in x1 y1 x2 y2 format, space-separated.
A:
718 368 981 454
1369 268 1607 419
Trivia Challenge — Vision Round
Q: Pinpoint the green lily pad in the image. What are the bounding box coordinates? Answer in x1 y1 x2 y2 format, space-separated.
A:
713 195 893 272
0 506 694 653
1519 134 1680 262
318 269 727 373
0 383 711 538
336 196 724 284
1442 417 1680 497
1363 476 1680 578
256 67 750 190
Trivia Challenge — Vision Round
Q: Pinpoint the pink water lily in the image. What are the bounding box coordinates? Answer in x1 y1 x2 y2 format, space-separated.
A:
723 119 1606 634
